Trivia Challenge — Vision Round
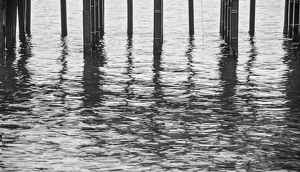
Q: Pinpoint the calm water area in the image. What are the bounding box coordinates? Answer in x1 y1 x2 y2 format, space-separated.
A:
1 0 300 171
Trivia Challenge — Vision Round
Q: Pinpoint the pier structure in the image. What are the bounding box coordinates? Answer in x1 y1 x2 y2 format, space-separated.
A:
219 0 239 55
1 0 300 59
284 0 300 40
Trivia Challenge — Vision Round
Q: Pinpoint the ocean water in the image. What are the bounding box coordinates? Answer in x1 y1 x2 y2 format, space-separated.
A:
1 0 300 171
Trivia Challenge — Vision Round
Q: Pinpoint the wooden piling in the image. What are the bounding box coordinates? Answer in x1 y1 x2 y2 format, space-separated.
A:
161 0 163 39
83 0 91 55
60 0 67 37
293 0 299 41
288 0 294 38
188 0 194 35
230 0 239 55
91 0 96 46
299 1 300 41
0 0 5 57
99 0 104 37
154 0 163 54
226 0 231 44
18 0 26 40
249 0 255 36
224 0 228 42
284 0 289 34
25 0 31 34
6 0 17 49
95 0 100 41
220 0 225 36
127 0 133 36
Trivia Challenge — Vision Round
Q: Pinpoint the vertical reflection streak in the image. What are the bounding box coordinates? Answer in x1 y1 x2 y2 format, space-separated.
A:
282 39 300 124
0 37 33 113
53 36 69 104
244 37 258 115
124 36 135 106
217 43 239 145
82 40 107 108
148 53 164 134
184 36 196 110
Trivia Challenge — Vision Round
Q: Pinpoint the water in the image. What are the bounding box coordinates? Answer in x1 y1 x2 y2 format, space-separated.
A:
1 0 300 171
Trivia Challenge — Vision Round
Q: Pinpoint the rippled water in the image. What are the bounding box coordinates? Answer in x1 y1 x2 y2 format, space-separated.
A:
1 0 300 171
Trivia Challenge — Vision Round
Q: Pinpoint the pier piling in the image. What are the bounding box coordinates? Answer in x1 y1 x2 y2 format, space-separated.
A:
25 0 31 34
127 0 133 36
95 0 100 41
249 0 256 36
288 0 294 38
220 0 225 37
0 0 5 57
224 0 228 41
293 0 299 41
83 0 91 55
284 0 289 34
18 0 26 40
99 0 104 37
154 0 163 54
188 0 194 35
230 0 239 55
91 0 96 47
60 0 67 37
226 0 231 44
6 0 17 49
299 0 300 41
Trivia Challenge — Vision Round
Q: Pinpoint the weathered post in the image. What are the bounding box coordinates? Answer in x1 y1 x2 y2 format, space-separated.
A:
224 0 228 42
91 0 96 47
188 0 194 35
127 0 133 36
293 0 299 40
95 0 100 41
288 0 294 38
154 0 163 54
6 0 17 49
220 0 225 37
18 0 26 40
249 0 255 36
230 0 239 55
60 0 67 37
284 0 289 34
0 0 5 57
161 0 163 39
83 0 91 55
299 1 300 41
25 0 31 34
99 0 104 37
226 0 231 44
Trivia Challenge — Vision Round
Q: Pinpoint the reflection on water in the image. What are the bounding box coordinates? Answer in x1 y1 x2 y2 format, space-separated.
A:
1 37 33 115
1 0 300 171
282 40 300 132
82 41 107 108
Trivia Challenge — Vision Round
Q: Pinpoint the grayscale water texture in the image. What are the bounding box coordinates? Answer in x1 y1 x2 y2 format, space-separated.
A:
1 0 300 171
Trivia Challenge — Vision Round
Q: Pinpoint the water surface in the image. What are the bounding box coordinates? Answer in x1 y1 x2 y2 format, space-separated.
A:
1 0 300 171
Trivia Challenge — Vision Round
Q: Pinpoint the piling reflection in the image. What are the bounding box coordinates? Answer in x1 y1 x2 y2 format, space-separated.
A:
53 37 69 104
216 43 241 170
0 38 33 113
244 37 259 114
147 53 165 134
124 36 135 105
1 38 33 170
184 36 196 109
282 40 300 127
82 40 107 108
276 39 300 171
218 43 238 112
